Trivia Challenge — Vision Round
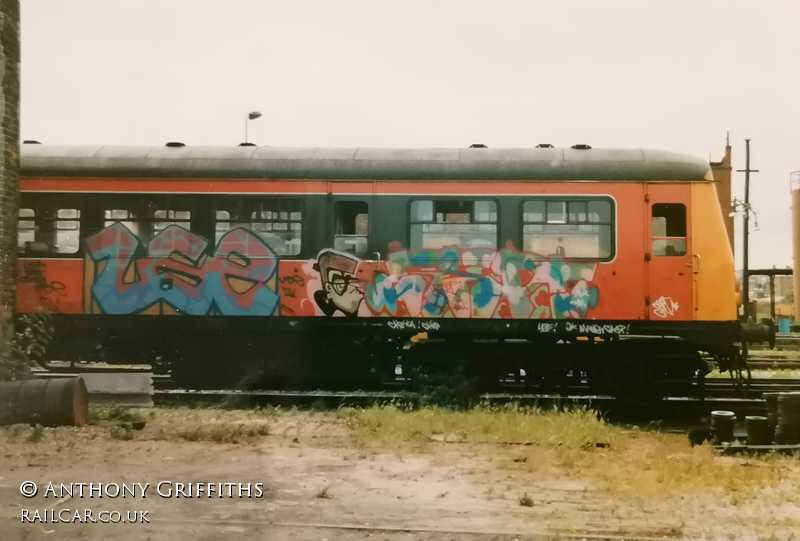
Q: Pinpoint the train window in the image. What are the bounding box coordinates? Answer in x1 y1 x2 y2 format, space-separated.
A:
652 203 686 256
215 199 302 256
17 208 36 253
104 208 145 240
55 209 81 254
410 200 497 250
546 201 567 224
153 209 192 234
18 207 81 255
334 201 368 257
522 198 613 259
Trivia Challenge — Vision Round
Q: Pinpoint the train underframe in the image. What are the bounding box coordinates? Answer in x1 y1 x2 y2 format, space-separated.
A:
26 314 750 398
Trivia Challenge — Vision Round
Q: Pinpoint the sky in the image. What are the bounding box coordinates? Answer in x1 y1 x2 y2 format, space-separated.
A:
18 0 800 269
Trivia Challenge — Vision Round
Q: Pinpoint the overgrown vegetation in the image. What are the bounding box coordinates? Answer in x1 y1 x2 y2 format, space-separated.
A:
26 424 44 443
90 404 146 424
164 420 271 443
707 368 800 379
341 404 616 448
0 313 53 381
340 404 797 502
110 424 134 441
148 408 272 443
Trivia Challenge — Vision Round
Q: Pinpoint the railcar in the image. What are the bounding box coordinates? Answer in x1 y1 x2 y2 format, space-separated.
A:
16 143 754 392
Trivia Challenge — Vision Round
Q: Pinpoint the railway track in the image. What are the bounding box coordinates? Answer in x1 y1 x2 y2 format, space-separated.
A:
152 373 800 394
150 387 775 420
36 363 800 422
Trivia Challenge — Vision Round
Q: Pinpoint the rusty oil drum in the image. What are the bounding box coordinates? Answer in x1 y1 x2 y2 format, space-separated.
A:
0 377 88 426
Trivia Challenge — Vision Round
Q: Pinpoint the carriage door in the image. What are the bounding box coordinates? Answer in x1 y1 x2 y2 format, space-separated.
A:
647 188 693 320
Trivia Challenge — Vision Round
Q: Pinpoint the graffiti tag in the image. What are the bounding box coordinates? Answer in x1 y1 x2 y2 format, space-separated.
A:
387 319 441 331
86 223 279 315
330 246 601 320
19 261 67 297
651 296 679 319
564 322 631 335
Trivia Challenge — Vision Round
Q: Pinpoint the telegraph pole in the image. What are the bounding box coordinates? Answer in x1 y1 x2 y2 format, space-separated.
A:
737 139 759 321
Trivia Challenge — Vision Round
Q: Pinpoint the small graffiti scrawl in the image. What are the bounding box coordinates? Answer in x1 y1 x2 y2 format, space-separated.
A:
652 296 679 318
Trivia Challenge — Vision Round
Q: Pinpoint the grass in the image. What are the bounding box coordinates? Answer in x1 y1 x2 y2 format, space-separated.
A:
707 368 800 379
341 404 799 502
26 424 45 443
166 420 271 443
340 404 616 449
4 404 797 508
89 405 146 425
149 408 272 443
110 425 134 441
88 406 274 444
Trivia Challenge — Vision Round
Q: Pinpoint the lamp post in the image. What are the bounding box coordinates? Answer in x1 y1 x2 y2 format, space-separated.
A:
243 111 262 145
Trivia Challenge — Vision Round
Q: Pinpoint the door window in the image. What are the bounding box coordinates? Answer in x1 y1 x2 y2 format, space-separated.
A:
334 201 368 257
652 203 687 256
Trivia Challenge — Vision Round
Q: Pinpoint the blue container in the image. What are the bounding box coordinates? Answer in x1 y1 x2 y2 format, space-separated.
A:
778 316 791 335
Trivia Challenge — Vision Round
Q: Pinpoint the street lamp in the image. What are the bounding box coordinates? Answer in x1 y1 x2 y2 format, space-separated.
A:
243 111 262 146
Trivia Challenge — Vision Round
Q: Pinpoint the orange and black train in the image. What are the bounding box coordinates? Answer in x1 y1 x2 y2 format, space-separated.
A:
15 142 758 390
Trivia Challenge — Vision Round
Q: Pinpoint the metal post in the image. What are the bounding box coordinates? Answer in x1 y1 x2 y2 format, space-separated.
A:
737 139 759 322
769 274 776 322
743 139 751 320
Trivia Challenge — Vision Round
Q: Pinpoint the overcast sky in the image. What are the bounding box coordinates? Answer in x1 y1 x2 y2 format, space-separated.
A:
18 0 800 269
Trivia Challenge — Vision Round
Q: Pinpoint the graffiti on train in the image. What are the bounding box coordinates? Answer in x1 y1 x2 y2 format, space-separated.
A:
282 246 600 319
85 223 279 315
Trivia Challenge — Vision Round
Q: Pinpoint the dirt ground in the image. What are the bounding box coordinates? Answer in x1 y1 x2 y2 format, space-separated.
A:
1 408 799 541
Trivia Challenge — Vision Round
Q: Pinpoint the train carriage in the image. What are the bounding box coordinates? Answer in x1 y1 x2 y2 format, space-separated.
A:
16 143 749 392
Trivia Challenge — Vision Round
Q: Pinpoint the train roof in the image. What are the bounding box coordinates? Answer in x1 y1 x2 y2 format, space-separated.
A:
20 144 712 182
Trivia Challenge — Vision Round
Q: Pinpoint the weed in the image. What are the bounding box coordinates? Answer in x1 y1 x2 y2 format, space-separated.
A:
316 486 332 499
346 404 616 449
518 493 534 507
90 406 146 426
0 314 54 382
4 424 28 442
26 424 45 443
342 404 793 503
166 421 270 444
310 399 329 411
110 425 134 440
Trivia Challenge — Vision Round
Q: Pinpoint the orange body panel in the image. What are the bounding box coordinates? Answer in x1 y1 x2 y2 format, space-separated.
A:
16 258 84 314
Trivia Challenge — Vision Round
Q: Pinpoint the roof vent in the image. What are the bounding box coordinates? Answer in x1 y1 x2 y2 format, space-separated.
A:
238 142 256 147
23 140 41 144
468 143 487 148
571 144 591 150
165 141 186 148
535 143 554 148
